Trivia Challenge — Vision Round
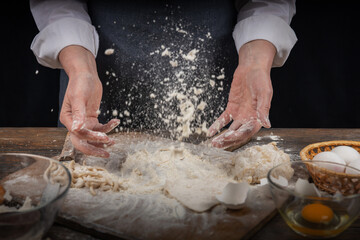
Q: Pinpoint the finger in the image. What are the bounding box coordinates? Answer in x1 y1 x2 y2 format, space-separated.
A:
70 100 86 132
207 112 233 137
229 113 259 131
257 111 271 129
212 126 257 148
211 126 252 148
256 90 272 129
228 117 254 131
93 119 120 133
70 134 110 158
88 138 115 148
229 119 242 131
59 101 75 132
224 121 260 142
212 121 261 148
73 128 111 143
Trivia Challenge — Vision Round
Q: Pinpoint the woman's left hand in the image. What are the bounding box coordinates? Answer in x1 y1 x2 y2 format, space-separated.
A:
208 40 276 149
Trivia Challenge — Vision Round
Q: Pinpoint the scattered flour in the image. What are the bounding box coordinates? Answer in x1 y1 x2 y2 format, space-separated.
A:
161 48 171 57
216 74 225 80
61 141 290 213
169 60 178 67
182 49 199 61
255 133 283 141
112 110 118 116
104 48 115 55
124 110 130 117
101 5 230 142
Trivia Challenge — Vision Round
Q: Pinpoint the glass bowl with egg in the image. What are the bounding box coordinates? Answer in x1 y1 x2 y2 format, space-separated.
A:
267 159 360 238
0 153 71 240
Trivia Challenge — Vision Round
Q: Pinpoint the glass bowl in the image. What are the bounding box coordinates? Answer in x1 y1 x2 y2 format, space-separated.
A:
267 160 360 239
0 153 71 240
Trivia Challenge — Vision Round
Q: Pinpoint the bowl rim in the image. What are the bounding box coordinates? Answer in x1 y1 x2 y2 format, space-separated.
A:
267 160 360 201
0 153 71 216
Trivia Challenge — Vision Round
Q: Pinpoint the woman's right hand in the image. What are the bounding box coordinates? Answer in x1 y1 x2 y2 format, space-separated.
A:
59 45 119 158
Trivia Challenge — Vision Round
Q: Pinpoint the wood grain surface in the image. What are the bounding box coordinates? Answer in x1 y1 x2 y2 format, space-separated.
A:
1 127 360 240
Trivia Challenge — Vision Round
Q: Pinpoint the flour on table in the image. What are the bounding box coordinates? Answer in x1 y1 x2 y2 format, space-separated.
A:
255 132 283 141
165 177 228 212
59 141 290 213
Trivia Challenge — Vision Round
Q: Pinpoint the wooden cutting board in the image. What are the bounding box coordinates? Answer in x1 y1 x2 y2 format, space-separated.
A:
55 131 277 240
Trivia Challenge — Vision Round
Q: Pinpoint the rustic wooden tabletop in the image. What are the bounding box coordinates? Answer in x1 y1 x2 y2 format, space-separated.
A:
1 127 360 240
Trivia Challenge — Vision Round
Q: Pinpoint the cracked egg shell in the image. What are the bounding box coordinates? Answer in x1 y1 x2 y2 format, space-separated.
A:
216 182 249 209
294 178 321 197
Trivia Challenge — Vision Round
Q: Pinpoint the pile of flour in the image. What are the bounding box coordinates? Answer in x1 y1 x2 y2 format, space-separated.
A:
118 142 234 212
73 140 290 212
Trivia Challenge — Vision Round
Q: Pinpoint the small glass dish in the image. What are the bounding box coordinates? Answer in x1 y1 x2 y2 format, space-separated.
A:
268 160 360 239
0 153 71 240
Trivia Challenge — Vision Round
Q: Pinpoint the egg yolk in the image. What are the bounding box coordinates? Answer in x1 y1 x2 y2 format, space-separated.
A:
301 203 334 224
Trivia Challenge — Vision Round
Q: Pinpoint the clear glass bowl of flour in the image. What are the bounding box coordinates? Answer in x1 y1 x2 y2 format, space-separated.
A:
0 153 71 240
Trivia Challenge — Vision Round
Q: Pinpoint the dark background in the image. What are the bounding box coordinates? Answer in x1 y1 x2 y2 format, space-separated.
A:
0 1 359 128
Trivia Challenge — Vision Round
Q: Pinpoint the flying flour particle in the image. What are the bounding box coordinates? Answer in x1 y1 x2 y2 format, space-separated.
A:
112 110 118 117
124 110 130 117
104 48 115 55
161 48 171 57
176 27 188 34
169 60 178 67
216 74 225 80
182 49 199 61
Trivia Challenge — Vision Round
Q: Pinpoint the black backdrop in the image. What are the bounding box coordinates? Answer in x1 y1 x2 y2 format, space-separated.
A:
0 1 359 128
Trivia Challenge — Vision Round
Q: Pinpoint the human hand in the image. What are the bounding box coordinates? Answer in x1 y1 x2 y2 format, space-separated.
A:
207 40 276 149
59 46 119 158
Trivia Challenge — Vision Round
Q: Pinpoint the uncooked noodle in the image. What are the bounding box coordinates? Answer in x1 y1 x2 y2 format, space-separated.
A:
43 160 68 185
62 160 127 196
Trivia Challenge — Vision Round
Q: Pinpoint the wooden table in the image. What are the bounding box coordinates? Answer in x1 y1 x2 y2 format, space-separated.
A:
1 127 360 240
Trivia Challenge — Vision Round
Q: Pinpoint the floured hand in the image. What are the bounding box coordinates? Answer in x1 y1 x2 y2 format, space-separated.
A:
208 40 276 149
59 45 120 158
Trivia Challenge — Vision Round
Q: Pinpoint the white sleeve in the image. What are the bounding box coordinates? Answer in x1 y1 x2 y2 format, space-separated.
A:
233 0 298 67
30 0 99 69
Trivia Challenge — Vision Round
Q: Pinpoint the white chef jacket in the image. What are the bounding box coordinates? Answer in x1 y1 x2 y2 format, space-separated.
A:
30 0 297 69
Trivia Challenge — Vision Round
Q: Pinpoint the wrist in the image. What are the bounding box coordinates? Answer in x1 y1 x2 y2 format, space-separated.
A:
59 45 98 80
238 40 276 72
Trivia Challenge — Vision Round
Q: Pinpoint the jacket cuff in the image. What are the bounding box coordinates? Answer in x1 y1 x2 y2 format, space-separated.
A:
30 17 99 69
233 15 297 67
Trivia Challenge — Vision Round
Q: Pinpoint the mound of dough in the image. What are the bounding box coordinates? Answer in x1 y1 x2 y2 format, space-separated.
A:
232 142 291 184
